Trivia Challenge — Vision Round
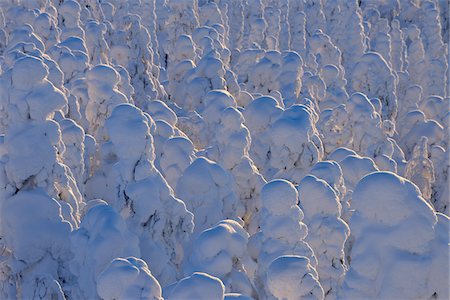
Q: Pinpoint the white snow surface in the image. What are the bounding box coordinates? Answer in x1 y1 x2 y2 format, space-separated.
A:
0 0 448 299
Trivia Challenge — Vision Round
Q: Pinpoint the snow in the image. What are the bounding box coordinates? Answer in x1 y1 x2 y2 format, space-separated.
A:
342 171 445 299
165 272 225 300
0 0 448 299
177 156 242 236
183 219 254 297
266 255 324 300
97 257 162 300
70 200 140 299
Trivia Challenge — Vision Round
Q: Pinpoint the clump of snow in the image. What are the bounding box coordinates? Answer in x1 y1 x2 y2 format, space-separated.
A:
85 64 128 140
297 175 349 298
103 103 194 285
343 171 445 299
184 220 254 297
97 257 162 300
0 0 448 298
268 104 323 184
267 255 324 300
251 179 317 298
0 189 72 299
165 272 225 300
177 156 243 236
70 200 140 299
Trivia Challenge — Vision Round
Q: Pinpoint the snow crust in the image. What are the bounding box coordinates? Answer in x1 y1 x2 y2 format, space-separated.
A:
0 0 448 299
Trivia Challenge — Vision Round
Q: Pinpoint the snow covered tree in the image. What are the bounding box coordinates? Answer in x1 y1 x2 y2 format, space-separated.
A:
70 200 140 299
84 64 128 141
0 55 82 298
97 257 162 300
405 136 435 202
266 255 324 300
165 272 225 300
177 156 243 236
297 175 350 298
183 220 255 297
251 179 317 299
343 171 447 299
350 52 397 121
268 104 323 184
103 103 194 285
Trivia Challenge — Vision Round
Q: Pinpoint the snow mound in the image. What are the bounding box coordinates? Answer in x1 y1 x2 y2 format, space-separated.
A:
97 257 162 300
267 255 324 300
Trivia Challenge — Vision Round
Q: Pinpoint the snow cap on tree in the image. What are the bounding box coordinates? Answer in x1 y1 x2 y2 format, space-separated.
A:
97 257 163 300
267 255 324 300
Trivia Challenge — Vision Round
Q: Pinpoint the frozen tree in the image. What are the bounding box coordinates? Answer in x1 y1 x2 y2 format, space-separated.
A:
47 44 88 87
278 0 290 51
289 3 306 55
97 257 163 300
263 2 281 50
350 52 397 121
297 175 350 298
397 110 445 160
419 95 448 127
339 154 379 193
243 95 283 175
84 20 109 65
405 25 425 86
1 55 82 219
279 51 303 107
165 272 225 300
309 30 344 79
4 24 45 54
184 220 255 297
70 200 140 299
266 255 324 300
242 0 263 48
178 52 227 112
310 160 346 203
300 74 326 111
396 84 422 124
319 92 396 170
204 105 265 234
319 64 348 111
325 0 366 83
359 0 400 21
268 104 323 184
123 14 165 106
429 145 449 215
304 0 326 39
159 136 195 190
0 190 72 299
222 0 244 50
246 51 281 100
33 12 59 50
318 104 351 155
363 8 392 66
59 118 86 192
177 156 243 236
198 2 223 28
103 103 194 285
166 34 196 97
84 64 128 141
343 172 447 299
0 55 82 298
163 0 199 69
389 19 405 72
405 137 435 202
251 179 317 299
57 0 85 41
